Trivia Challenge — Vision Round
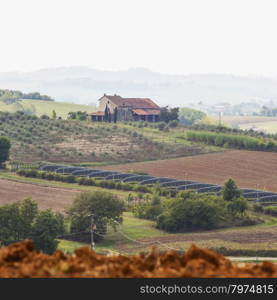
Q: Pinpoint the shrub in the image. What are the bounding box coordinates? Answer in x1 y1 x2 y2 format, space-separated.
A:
157 195 227 232
158 122 167 131
253 203 264 213
168 120 179 128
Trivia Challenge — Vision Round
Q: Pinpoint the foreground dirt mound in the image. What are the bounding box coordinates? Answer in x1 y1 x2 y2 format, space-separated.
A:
0 240 276 278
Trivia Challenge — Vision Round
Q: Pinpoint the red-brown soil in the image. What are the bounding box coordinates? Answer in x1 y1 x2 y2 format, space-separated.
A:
0 240 277 278
102 150 277 192
0 178 80 212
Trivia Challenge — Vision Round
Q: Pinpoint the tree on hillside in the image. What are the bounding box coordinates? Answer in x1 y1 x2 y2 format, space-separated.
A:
179 107 206 125
0 136 11 168
222 178 242 201
68 111 77 119
19 198 38 238
0 198 64 253
114 107 118 123
160 106 179 123
31 209 65 254
157 195 226 232
52 110 57 119
67 111 87 120
67 191 125 242
104 105 109 122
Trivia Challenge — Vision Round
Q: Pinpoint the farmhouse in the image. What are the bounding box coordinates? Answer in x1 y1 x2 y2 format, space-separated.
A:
89 94 161 122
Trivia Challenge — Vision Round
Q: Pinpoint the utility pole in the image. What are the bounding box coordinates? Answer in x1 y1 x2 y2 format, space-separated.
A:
218 111 222 126
89 214 95 250
256 183 260 202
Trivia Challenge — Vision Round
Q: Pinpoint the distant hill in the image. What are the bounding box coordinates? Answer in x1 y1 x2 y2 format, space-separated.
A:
0 99 96 119
1 67 277 107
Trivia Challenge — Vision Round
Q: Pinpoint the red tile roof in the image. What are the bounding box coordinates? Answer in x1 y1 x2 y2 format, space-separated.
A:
91 111 104 116
132 109 160 115
100 94 160 109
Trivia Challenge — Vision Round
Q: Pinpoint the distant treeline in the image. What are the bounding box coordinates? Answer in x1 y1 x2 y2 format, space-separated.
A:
186 130 277 151
258 106 277 117
0 89 53 103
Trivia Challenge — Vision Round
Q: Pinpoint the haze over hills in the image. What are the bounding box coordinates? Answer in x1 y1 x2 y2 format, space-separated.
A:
1 67 277 107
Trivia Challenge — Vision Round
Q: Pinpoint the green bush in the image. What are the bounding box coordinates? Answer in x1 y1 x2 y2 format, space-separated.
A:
253 203 264 213
156 195 227 232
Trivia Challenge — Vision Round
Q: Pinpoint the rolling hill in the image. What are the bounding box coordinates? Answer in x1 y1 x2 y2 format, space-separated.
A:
2 67 277 107
0 99 96 119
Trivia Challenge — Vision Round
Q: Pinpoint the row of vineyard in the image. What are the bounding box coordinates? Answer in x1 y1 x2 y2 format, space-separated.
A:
186 130 277 151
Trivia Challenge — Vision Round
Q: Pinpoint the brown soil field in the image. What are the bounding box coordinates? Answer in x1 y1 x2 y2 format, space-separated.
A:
1 240 277 277
0 178 80 212
102 150 277 192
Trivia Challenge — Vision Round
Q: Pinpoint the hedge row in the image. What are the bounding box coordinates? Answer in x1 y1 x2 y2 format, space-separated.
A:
16 169 152 193
16 169 183 197
186 130 277 151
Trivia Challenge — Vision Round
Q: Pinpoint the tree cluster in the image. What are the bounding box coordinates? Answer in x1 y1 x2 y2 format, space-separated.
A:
133 179 250 232
66 191 125 242
159 106 179 123
0 199 64 253
67 111 87 120
0 89 53 103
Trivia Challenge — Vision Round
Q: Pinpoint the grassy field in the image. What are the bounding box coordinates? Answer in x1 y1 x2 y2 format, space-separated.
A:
57 211 277 258
0 99 96 118
58 212 166 255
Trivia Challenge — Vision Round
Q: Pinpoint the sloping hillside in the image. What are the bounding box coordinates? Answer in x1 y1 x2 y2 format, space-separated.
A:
0 99 96 118
0 112 209 163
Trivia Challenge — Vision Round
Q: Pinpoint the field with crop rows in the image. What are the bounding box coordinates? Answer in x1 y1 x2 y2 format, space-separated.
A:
102 150 277 192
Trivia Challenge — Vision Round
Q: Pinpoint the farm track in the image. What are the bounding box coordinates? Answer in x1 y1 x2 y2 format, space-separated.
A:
0 178 80 212
101 150 277 192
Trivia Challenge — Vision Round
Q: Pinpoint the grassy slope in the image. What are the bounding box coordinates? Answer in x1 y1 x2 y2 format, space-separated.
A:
57 211 277 256
58 212 164 255
115 123 223 152
0 99 96 118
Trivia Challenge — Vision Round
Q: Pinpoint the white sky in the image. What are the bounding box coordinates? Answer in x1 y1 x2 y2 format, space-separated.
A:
1 0 277 76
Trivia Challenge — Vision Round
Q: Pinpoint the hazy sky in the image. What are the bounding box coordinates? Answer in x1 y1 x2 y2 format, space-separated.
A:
1 0 277 76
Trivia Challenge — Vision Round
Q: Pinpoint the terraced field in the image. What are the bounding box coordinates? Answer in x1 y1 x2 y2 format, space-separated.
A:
102 150 277 192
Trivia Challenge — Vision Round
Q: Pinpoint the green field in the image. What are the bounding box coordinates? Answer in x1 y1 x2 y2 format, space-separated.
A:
0 99 96 118
58 212 165 255
57 210 277 258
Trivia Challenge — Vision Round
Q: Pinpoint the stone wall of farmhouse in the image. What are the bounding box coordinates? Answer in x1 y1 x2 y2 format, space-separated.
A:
99 96 117 113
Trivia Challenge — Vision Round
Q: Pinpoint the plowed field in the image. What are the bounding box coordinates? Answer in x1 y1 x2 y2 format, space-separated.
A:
102 150 277 192
0 178 80 212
